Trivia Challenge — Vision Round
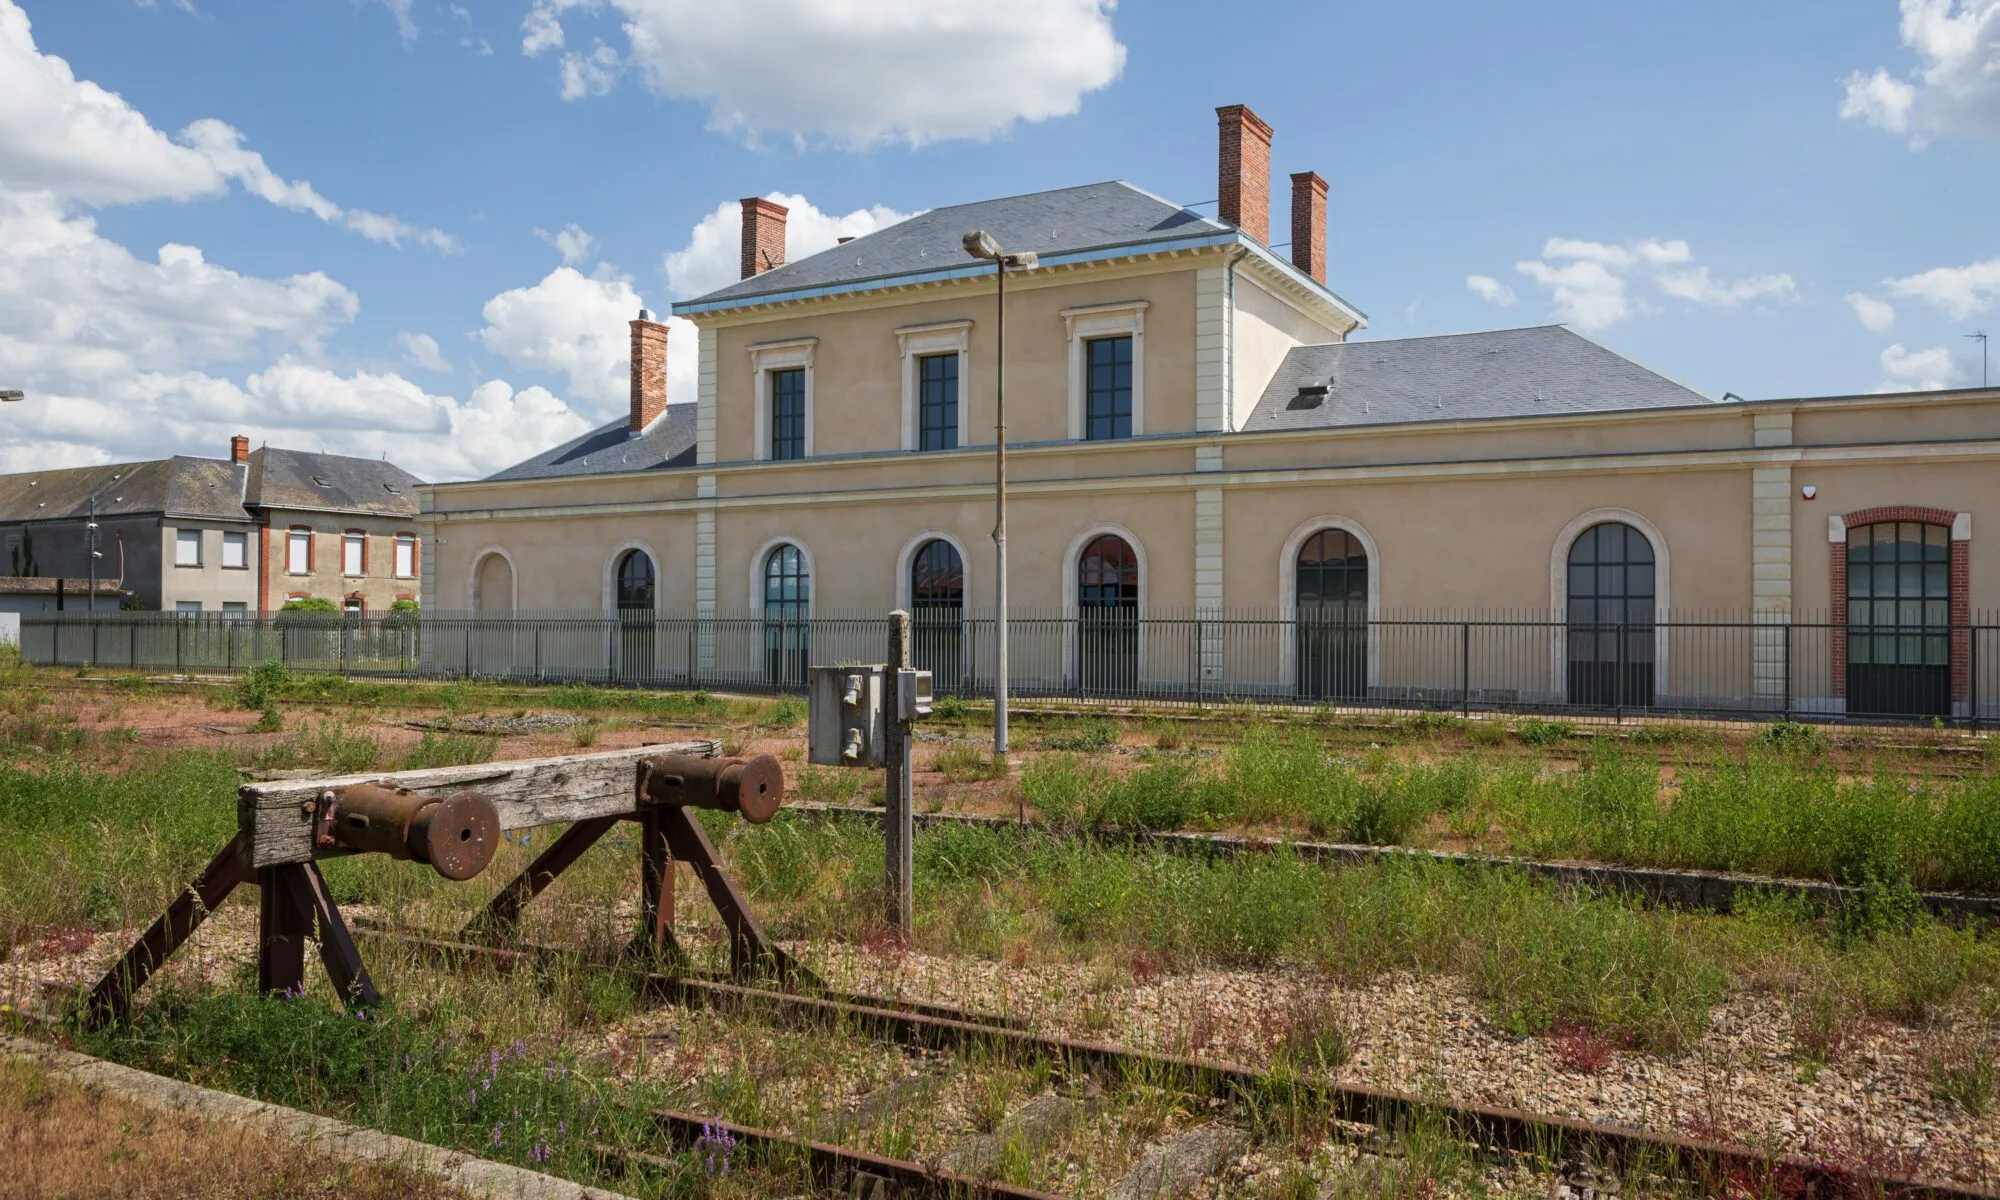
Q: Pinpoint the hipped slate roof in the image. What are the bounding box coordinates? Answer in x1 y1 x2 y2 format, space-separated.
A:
0 448 423 523
681 182 1228 309
485 406 699 482
1242 326 1714 433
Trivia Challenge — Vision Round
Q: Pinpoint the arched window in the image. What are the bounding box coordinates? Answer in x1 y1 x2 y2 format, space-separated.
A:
762 544 810 685
1566 522 1655 707
910 539 964 686
1076 534 1138 693
614 550 656 682
1296 529 1368 699
1847 520 1951 716
616 550 655 611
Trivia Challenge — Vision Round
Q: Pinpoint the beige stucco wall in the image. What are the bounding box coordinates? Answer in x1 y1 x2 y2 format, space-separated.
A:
1231 271 1344 430
158 521 259 611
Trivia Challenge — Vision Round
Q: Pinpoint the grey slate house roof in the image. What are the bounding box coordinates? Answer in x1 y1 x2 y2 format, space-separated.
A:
0 448 422 524
486 405 698 482
1242 326 1715 433
247 447 422 515
679 182 1233 311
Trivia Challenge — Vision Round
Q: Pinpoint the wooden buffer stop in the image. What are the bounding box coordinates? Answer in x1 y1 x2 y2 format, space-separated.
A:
84 741 812 1029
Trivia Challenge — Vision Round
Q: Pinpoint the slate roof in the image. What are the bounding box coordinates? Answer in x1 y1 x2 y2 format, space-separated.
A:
1241 326 1714 433
0 448 423 523
681 182 1228 309
247 447 422 515
0 457 246 523
485 405 699 482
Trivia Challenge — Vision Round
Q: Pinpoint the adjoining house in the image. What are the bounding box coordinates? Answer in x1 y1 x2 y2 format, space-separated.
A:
0 436 425 615
421 104 1999 720
0 577 131 616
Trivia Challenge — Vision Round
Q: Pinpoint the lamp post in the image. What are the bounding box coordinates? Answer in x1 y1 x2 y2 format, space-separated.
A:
0 389 23 402
961 231 1038 761
1968 332 1989 389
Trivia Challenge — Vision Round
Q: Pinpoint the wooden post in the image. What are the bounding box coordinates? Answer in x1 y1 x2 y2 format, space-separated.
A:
885 610 913 937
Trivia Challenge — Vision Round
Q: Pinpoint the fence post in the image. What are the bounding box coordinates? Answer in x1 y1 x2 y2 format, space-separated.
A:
174 615 183 677
1972 624 1981 732
1782 620 1793 722
1615 620 1626 724
227 620 236 675
1461 622 1471 719
885 610 913 938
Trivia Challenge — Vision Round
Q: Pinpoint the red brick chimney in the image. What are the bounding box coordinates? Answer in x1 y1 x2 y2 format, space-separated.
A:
1216 104 1273 244
629 308 668 432
230 434 250 464
1289 171 1328 283
740 197 788 279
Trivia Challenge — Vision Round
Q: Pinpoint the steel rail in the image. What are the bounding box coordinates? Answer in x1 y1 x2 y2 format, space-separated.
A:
363 927 1997 1200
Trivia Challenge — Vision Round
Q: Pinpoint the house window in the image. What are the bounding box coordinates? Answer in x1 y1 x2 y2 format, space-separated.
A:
1846 521 1952 716
910 538 964 686
221 531 247 569
222 602 248 619
917 354 959 451
287 529 311 575
1296 529 1369 700
175 529 201 567
1084 336 1134 441
175 600 202 615
1566 522 1656 708
762 544 810 686
1076 533 1139 693
770 368 806 461
393 533 416 579
343 531 365 577
343 595 364 615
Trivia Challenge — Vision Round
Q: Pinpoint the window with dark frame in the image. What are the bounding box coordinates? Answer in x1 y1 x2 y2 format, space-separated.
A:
917 353 959 451
1084 335 1133 441
770 367 806 460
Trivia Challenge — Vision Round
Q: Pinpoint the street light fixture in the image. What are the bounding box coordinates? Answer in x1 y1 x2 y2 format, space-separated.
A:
961 230 1038 762
0 389 23 402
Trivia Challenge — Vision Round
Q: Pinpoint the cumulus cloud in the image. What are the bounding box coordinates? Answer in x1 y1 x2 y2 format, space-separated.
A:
536 222 595 265
1847 293 1898 332
398 331 451 373
663 192 916 299
1842 0 2000 143
1500 236 1796 330
475 264 654 418
1465 275 1516 307
1879 342 1962 390
1884 254 2000 317
0 1 453 250
521 0 1125 147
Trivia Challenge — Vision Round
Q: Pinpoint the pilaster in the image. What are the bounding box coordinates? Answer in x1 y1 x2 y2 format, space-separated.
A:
1193 265 1230 432
1749 409 1795 702
1194 486 1224 683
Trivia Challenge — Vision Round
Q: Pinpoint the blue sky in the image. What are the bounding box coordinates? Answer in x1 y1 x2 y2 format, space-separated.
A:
2 0 1997 479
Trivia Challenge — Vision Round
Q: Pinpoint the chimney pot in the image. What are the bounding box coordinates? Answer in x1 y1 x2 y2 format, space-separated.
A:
629 314 668 432
1216 104 1274 243
1289 171 1328 284
740 197 789 279
230 434 250 464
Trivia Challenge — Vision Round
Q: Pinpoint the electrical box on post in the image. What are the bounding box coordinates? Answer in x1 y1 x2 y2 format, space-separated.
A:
896 669 932 721
808 665 885 767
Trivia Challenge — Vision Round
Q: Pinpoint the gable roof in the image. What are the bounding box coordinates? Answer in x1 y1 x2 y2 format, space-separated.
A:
246 447 424 515
485 405 699 482
1241 326 1715 433
679 181 1236 312
0 457 247 524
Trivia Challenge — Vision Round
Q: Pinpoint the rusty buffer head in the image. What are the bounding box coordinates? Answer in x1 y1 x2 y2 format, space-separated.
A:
408 790 501 880
639 752 785 823
721 754 784 823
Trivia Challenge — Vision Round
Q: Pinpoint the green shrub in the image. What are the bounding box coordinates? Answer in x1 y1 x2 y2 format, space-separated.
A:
1040 718 1117 752
758 695 806 728
236 658 292 710
1018 753 1109 827
1514 717 1575 746
1752 720 1827 754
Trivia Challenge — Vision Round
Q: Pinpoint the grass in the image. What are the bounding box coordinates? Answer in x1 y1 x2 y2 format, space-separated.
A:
398 731 500 771
930 744 1008 782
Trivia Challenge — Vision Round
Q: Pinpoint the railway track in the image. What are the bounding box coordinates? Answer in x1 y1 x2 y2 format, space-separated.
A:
362 926 1999 1200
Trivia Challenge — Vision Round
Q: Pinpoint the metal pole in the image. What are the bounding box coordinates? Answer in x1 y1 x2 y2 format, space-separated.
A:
885 609 914 937
993 263 1010 760
1783 620 1793 722
1461 621 1471 719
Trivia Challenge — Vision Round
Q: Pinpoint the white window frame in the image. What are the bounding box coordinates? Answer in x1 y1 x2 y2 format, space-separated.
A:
221 530 248 570
342 531 365 577
394 533 416 579
896 320 972 452
1062 301 1148 441
748 337 817 462
174 528 202 568
287 529 311 575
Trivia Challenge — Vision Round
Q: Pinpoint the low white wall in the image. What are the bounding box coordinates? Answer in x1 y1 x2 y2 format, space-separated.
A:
0 612 18 647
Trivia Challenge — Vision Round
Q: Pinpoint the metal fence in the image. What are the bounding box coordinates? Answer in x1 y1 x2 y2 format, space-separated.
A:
16 608 2000 727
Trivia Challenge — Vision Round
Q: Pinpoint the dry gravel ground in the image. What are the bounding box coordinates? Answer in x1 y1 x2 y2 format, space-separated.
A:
0 1054 470 1200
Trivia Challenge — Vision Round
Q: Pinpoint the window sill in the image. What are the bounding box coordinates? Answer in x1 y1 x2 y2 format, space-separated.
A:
173 563 203 570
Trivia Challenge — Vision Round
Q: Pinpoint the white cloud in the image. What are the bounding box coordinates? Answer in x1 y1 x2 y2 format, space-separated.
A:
1879 342 1962 390
0 1 453 250
559 41 621 101
398 331 451 373
537 223 595 265
521 0 1125 147
1884 254 2000 317
1847 293 1898 332
1842 0 2000 144
1504 236 1795 330
662 192 916 299
362 0 420 48
475 264 653 418
1465 275 1517 307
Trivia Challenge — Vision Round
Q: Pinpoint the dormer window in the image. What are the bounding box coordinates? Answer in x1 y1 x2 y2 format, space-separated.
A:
311 475 332 487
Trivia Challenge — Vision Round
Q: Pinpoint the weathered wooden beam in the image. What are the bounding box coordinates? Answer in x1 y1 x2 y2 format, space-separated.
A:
238 740 717 868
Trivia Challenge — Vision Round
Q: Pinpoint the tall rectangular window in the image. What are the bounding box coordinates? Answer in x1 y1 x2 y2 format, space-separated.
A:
1084 335 1133 441
174 528 201 567
770 367 806 461
394 534 416 579
343 532 365 576
917 353 959 451
287 529 311 575
221 531 247 569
